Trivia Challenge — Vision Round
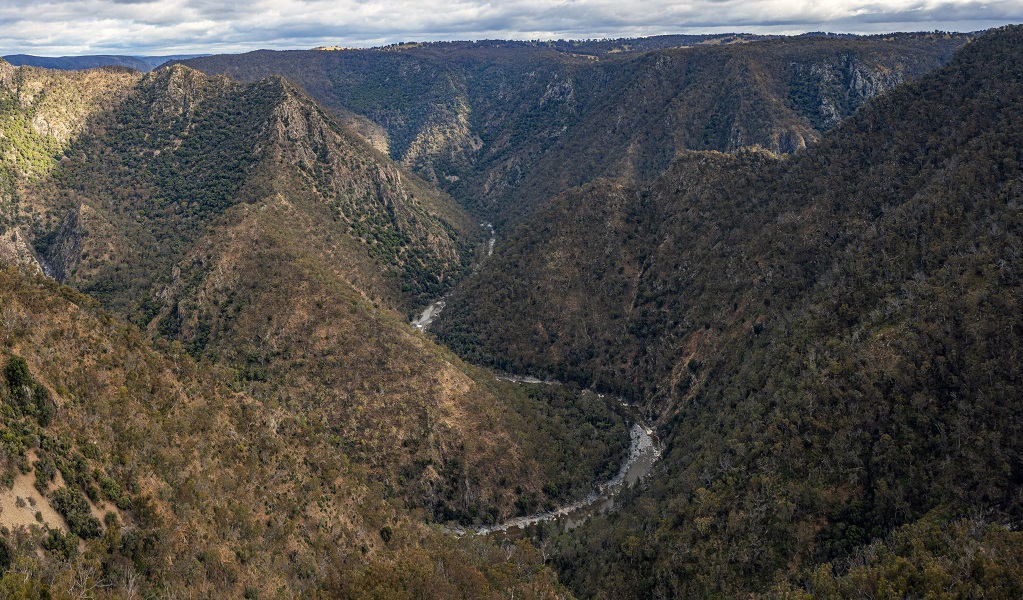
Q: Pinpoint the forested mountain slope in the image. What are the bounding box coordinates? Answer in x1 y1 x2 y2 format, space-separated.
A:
0 56 642 598
45 64 478 316
435 25 1023 596
0 60 630 536
181 33 969 224
0 62 140 233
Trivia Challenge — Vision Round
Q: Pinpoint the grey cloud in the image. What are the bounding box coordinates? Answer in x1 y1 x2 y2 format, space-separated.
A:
0 0 1019 55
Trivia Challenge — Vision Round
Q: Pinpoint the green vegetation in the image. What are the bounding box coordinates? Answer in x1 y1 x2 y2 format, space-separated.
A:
0 60 630 530
4 355 55 427
0 61 139 238
50 487 100 539
790 516 1023 598
39 65 477 319
0 54 637 597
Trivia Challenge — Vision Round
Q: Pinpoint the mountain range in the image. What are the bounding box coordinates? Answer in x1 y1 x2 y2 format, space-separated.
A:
180 32 970 226
0 25 1020 598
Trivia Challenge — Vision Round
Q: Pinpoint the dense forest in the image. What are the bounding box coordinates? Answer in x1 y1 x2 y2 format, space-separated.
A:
436 25 1023 596
0 24 1021 598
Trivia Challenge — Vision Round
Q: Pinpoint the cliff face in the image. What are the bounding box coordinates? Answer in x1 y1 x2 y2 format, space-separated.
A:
789 54 912 131
402 95 484 185
0 58 14 86
42 204 84 282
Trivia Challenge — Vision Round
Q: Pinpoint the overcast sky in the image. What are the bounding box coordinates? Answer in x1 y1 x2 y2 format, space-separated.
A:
0 0 1020 56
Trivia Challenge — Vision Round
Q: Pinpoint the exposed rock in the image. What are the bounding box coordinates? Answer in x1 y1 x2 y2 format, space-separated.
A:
776 129 811 153
402 96 484 182
0 59 13 86
44 204 85 282
0 227 43 272
539 73 576 109
792 56 911 131
143 63 213 119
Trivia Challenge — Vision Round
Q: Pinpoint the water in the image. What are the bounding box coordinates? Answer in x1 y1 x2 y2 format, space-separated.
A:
483 222 495 256
420 220 662 537
411 222 495 331
412 299 445 330
494 373 560 385
449 402 661 537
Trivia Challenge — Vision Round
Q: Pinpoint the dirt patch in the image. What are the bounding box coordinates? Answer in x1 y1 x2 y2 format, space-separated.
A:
0 452 66 532
0 450 122 533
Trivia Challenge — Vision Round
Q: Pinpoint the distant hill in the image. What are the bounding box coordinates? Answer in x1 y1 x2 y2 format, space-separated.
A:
181 32 971 225
3 53 209 72
341 33 778 56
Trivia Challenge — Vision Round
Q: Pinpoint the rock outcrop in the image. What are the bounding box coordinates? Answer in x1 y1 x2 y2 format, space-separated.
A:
0 227 44 272
44 204 85 282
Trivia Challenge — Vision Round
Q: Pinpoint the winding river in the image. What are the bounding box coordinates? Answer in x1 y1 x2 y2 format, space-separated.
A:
414 222 662 535
449 414 661 536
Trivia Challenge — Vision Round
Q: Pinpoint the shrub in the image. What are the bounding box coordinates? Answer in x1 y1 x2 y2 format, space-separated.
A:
51 487 102 539
2 356 30 393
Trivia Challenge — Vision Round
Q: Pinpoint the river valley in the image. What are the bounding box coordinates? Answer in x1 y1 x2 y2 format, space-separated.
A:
414 221 662 536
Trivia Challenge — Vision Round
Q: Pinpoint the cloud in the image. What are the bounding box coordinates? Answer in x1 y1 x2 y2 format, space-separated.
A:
0 0 1019 55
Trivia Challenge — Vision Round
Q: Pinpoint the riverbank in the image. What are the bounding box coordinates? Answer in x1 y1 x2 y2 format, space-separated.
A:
449 403 661 536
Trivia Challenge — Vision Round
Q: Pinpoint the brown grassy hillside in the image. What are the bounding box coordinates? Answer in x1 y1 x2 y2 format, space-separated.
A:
0 265 573 598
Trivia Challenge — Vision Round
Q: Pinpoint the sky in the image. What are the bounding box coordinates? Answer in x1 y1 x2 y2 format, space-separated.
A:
0 0 1020 56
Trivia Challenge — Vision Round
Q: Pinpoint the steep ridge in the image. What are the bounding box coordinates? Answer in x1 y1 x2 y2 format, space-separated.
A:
435 26 1023 596
181 33 970 224
39 64 478 318
1 63 630 530
0 266 568 597
433 151 775 400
